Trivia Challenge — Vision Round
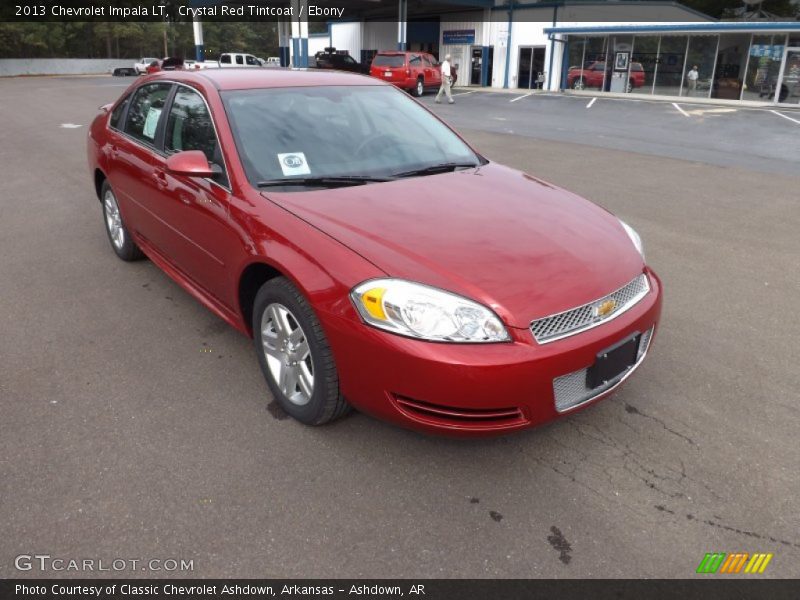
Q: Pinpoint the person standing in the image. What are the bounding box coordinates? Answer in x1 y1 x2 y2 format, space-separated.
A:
685 65 699 96
435 54 455 104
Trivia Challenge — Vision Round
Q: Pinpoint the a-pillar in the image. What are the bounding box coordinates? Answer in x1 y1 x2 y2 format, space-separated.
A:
290 0 309 68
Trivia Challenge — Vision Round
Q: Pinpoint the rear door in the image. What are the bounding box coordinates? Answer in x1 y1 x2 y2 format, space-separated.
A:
110 82 174 249
423 54 441 87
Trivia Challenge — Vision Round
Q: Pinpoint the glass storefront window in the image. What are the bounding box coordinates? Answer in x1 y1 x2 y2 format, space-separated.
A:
609 35 634 93
566 35 587 89
684 35 718 98
578 36 611 91
654 36 688 96
779 48 800 105
712 34 750 100
630 36 659 95
742 35 785 102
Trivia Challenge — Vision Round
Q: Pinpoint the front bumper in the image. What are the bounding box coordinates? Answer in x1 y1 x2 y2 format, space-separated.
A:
321 268 663 437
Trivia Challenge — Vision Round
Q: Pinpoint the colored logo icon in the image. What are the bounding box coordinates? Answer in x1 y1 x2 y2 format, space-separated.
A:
696 552 773 574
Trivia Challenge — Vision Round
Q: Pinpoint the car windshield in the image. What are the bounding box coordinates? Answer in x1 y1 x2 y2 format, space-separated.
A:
372 55 405 67
222 85 481 190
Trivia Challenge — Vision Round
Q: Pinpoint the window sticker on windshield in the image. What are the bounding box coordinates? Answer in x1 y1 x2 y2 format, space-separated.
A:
277 152 311 177
142 107 161 140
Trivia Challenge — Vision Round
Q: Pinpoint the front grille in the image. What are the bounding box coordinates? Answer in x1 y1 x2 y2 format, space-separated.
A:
530 274 650 344
552 327 653 413
393 395 527 427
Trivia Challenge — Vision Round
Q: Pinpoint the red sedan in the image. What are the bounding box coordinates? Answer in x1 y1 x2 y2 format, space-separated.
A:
87 69 662 437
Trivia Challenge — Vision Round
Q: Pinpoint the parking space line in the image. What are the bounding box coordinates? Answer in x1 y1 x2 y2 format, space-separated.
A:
586 97 597 108
770 110 800 125
672 102 690 117
453 90 474 97
510 92 534 103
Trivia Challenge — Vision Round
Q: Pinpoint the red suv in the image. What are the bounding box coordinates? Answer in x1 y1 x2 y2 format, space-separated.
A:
567 61 645 92
370 51 442 97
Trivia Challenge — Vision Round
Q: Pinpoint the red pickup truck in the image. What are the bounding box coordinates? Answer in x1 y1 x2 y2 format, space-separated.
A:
567 61 645 92
370 51 444 97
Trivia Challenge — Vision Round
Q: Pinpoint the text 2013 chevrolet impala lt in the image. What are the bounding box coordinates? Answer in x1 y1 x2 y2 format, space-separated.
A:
87 69 662 436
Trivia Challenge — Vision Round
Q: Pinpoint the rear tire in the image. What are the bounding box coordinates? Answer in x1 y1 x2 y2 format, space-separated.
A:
252 277 350 426
572 77 586 90
101 181 144 261
414 77 424 97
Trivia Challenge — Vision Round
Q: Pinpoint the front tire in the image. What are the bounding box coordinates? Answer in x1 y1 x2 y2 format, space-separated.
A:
253 277 350 426
101 181 144 261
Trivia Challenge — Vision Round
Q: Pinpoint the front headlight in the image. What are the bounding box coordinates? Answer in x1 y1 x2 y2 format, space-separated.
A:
620 220 645 260
350 279 510 343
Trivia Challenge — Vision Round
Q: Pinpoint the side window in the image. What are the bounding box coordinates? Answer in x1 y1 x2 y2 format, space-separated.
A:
165 86 228 186
245 55 258 66
409 55 422 66
110 93 131 130
235 55 244 65
422 56 433 67
123 82 172 144
220 54 231 64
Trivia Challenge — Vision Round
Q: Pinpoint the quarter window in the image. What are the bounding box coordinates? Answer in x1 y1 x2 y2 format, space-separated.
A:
236 55 244 65
220 54 231 64
165 86 228 187
110 93 131 130
123 82 172 144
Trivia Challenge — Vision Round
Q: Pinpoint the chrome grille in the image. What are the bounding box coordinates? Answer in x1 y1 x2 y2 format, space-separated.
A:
530 274 650 344
553 327 653 413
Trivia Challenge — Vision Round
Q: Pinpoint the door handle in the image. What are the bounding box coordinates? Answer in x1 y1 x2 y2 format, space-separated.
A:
152 169 168 188
109 144 119 158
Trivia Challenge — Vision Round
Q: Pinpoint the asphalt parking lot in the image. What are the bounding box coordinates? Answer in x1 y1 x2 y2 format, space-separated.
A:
1 75 799 579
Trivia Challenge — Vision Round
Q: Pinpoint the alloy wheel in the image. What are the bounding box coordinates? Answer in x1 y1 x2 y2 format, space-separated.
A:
104 190 125 250
260 302 314 406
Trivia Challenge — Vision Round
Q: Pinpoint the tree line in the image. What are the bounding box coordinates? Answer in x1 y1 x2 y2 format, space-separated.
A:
0 22 281 60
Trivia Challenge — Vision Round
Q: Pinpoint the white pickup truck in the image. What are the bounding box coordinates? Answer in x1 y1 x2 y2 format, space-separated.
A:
198 53 264 69
133 57 159 74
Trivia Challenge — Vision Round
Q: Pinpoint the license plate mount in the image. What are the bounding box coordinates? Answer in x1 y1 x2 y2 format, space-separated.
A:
586 332 641 389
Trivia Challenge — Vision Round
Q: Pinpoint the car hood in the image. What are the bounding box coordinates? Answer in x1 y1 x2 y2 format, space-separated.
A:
263 163 644 328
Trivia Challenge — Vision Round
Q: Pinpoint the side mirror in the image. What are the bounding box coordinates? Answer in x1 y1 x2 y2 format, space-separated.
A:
166 150 217 178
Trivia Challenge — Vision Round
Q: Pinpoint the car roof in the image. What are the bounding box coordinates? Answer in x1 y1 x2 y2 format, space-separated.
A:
149 68 384 91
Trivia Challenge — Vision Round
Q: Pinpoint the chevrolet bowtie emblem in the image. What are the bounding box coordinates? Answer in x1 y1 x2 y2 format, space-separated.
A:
594 299 617 318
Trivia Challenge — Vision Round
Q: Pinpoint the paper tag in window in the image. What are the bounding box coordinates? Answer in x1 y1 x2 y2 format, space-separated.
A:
142 107 161 140
278 152 311 177
277 152 310 176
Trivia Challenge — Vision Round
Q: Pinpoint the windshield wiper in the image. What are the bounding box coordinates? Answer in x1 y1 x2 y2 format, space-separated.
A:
256 175 393 188
391 162 479 179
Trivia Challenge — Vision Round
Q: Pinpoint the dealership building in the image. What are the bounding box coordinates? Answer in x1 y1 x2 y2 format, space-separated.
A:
193 1 800 105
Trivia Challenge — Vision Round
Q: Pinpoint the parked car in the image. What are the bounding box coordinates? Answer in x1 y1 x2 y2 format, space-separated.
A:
313 48 370 74
112 67 137 77
144 57 186 75
199 53 263 69
567 61 645 92
370 51 443 97
88 69 661 437
134 57 160 75
264 57 281 67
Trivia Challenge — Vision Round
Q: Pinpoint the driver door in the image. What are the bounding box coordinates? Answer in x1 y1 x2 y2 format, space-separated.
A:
148 85 240 310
